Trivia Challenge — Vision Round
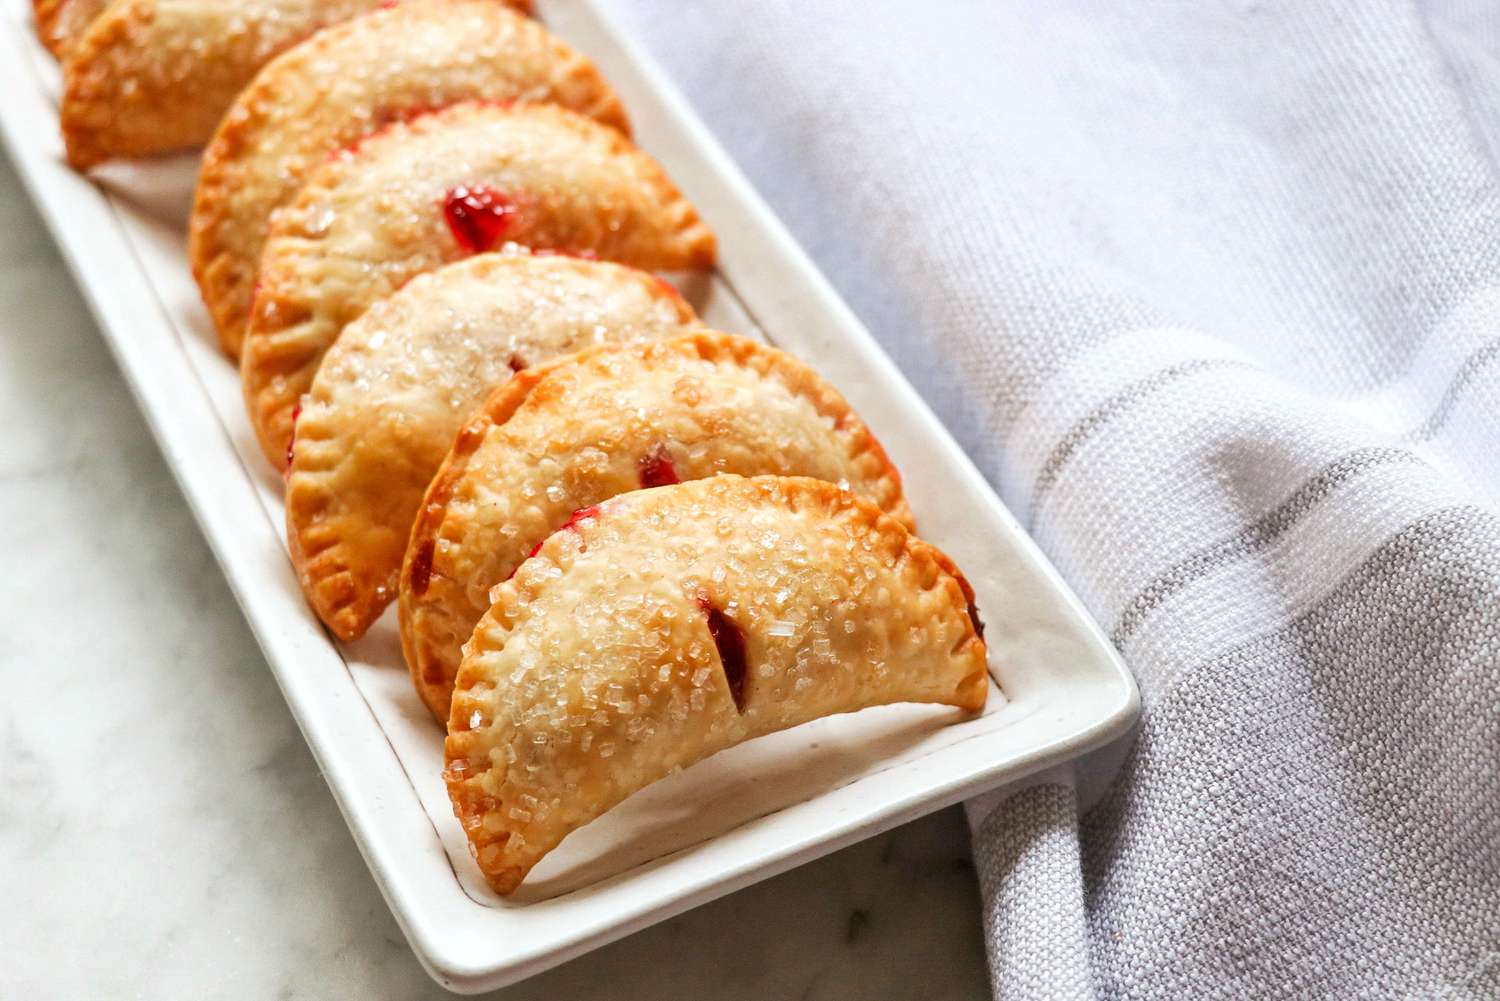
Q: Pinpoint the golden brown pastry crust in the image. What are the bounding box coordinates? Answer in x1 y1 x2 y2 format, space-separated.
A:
400 331 912 721
285 254 699 642
239 101 715 469
59 0 532 168
33 0 105 58
444 474 988 895
190 0 623 358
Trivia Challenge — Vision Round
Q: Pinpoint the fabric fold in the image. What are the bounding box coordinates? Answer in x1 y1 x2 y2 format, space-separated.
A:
604 1 1500 996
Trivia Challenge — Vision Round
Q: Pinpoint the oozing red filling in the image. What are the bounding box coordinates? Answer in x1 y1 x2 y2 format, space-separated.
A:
967 598 986 641
698 598 747 712
510 504 603 581
408 539 435 596
561 504 601 533
285 402 302 469
443 185 515 254
637 446 679 489
518 504 601 568
652 275 683 300
507 355 527 373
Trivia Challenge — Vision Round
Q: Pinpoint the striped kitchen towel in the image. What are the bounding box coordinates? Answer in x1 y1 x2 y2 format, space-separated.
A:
604 1 1500 997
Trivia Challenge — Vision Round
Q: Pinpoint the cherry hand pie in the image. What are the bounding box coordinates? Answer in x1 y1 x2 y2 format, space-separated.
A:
444 474 988 894
400 331 913 721
285 254 699 642
190 0 626 358
32 0 103 57
239 101 715 468
61 0 539 168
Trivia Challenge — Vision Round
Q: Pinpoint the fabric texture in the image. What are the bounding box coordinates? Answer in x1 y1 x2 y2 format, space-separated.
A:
601 1 1500 997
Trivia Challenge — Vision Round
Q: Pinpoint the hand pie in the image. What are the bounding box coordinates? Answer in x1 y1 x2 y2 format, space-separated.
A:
444 474 989 894
286 254 699 642
33 0 104 57
58 0 531 168
400 331 913 721
190 0 626 359
240 101 715 468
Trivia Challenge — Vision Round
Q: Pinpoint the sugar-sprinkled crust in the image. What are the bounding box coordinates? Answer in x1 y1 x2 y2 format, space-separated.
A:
33 0 105 58
239 101 716 469
400 331 913 721
444 474 988 894
285 254 699 641
190 0 621 358
60 0 535 167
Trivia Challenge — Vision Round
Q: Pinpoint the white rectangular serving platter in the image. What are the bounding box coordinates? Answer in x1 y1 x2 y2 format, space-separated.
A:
0 0 1138 992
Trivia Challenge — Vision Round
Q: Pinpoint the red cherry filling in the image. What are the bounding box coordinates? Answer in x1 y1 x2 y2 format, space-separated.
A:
284 401 302 469
443 185 515 254
561 504 601 533
638 445 679 489
408 539 435 596
515 503 602 575
966 597 985 641
507 355 527 373
697 597 747 712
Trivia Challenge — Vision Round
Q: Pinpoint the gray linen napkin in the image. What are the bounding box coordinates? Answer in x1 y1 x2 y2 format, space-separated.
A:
603 1 1500 997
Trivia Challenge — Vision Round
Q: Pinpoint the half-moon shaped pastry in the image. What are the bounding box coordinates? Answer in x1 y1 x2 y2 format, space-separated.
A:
59 0 532 168
400 331 912 721
444 474 988 894
33 0 104 57
240 101 715 468
286 254 699 642
191 0 626 358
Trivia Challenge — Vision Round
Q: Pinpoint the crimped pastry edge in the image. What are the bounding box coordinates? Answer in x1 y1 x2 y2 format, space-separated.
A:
442 474 987 894
188 0 608 358
399 330 912 721
239 101 717 469
285 254 697 641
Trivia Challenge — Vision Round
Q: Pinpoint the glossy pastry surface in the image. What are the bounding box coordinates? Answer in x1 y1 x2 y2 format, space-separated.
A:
190 0 622 357
286 253 698 641
239 101 715 468
445 475 988 894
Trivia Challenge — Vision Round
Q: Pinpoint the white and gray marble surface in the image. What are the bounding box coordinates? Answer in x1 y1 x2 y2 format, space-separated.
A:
0 152 990 998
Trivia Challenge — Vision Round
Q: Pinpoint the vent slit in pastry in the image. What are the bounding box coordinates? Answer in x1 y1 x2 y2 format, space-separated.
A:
697 597 749 713
399 331 912 721
443 185 518 255
284 254 699 641
191 0 622 357
241 101 713 469
444 474 989 894
637 445 680 488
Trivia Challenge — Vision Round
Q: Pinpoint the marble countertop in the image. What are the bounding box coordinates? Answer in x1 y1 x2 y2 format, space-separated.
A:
0 155 990 999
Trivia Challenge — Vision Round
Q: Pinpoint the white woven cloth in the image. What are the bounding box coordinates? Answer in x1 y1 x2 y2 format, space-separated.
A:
602 1 1500 997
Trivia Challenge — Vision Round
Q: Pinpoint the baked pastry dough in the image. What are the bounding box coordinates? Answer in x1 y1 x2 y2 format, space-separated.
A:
58 0 531 168
190 0 626 358
286 254 699 642
444 474 988 894
240 101 714 468
400 331 912 721
33 0 104 57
